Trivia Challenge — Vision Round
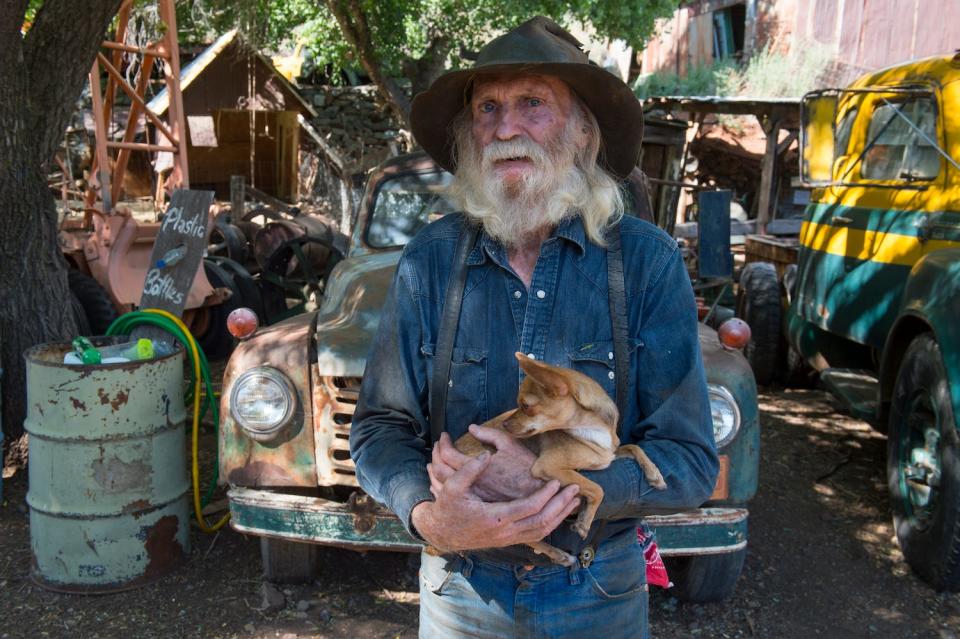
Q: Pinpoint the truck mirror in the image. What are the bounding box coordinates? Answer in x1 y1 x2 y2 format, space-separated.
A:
800 92 839 185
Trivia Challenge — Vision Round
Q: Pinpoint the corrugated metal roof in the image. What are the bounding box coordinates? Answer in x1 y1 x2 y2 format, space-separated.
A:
644 95 800 120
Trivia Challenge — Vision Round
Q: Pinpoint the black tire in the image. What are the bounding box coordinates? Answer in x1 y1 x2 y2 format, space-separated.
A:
260 537 318 583
67 269 118 335
69 292 92 336
736 262 781 386
197 260 242 361
887 333 960 591
781 342 816 388
665 548 746 603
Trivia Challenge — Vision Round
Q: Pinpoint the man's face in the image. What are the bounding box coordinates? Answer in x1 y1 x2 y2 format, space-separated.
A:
469 74 579 189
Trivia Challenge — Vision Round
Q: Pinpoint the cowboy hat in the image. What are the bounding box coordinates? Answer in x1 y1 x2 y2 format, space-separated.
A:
410 16 644 180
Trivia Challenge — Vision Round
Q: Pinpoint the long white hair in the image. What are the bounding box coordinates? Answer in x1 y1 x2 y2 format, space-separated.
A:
447 93 624 247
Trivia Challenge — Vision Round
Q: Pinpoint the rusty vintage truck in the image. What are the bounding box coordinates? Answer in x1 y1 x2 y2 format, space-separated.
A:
218 151 759 603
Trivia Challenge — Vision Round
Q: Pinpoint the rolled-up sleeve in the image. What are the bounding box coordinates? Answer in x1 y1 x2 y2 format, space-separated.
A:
585 244 719 519
349 257 434 538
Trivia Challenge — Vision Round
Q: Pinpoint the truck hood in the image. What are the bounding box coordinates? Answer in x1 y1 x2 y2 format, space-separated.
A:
313 251 402 377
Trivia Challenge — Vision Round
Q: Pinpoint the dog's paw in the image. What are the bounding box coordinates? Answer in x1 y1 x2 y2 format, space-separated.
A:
559 552 577 567
571 521 590 539
647 471 667 490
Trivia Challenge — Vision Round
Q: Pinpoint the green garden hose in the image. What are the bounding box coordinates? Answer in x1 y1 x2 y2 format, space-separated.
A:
106 310 224 526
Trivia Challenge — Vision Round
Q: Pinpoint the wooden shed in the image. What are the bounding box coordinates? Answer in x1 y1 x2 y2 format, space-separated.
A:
147 30 317 202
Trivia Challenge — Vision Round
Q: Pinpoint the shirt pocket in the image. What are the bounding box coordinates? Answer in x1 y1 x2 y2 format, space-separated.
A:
421 343 488 425
566 339 643 397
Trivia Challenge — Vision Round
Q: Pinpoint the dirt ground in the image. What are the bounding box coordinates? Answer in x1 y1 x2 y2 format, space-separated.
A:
2 388 960 639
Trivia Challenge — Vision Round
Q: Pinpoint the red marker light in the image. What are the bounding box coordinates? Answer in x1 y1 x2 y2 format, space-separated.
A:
718 318 751 350
227 307 259 340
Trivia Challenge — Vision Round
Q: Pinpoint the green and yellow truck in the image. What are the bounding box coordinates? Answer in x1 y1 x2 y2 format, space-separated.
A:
783 52 960 591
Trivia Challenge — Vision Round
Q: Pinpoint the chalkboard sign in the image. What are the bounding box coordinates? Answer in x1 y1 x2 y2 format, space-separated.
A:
134 189 215 349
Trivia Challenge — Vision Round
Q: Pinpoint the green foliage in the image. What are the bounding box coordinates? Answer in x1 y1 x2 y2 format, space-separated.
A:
633 43 831 99
739 43 832 97
633 60 738 98
176 1 678 84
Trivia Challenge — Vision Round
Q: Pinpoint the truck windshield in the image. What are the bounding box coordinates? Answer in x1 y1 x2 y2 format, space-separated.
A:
367 171 457 248
861 97 939 181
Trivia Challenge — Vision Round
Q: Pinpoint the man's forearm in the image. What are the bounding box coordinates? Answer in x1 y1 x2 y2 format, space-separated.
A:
584 441 718 520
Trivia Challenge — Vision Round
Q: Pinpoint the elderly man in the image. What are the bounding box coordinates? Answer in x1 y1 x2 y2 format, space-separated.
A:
350 16 718 638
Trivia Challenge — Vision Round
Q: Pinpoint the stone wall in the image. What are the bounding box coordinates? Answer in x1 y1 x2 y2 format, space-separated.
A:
299 84 412 175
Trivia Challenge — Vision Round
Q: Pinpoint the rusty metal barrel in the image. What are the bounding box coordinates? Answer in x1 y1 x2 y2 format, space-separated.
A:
23 338 190 592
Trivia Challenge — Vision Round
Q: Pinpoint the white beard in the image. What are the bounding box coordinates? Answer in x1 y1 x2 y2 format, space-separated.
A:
449 130 587 247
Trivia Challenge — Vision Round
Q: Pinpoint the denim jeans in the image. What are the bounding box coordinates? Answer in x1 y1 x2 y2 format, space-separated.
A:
419 531 649 639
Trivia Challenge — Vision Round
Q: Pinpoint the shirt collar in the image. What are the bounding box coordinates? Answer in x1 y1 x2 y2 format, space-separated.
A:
464 214 588 265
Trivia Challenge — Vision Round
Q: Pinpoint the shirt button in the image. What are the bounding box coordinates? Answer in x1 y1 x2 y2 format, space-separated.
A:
513 290 522 299
608 371 615 380
608 351 614 360
536 289 546 299
527 353 536 360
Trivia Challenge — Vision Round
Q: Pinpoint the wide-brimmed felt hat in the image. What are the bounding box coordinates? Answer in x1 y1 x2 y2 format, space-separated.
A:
410 16 643 180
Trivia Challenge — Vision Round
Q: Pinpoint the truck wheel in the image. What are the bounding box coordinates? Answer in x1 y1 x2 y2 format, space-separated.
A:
197 260 241 360
665 548 746 603
69 292 92 336
67 269 117 336
736 262 781 386
887 333 960 591
260 537 319 583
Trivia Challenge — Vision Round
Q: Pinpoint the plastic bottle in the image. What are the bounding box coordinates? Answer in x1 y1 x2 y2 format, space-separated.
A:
71 336 102 365
64 338 156 365
155 245 187 269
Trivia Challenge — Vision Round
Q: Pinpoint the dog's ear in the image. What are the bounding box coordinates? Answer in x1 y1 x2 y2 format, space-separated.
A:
515 352 570 397
570 380 620 428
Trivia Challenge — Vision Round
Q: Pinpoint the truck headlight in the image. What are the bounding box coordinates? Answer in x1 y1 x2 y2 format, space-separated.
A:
708 384 740 448
230 367 297 441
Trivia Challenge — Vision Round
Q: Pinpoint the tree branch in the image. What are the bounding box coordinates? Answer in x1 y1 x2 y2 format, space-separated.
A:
325 0 411 124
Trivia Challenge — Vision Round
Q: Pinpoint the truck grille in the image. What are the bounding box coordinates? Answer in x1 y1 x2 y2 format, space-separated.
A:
314 374 363 487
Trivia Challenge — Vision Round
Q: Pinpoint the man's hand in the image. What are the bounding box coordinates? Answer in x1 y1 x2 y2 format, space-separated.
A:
430 425 543 501
412 452 581 552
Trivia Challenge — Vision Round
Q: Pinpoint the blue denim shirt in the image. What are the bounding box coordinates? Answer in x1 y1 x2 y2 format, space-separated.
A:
350 212 718 559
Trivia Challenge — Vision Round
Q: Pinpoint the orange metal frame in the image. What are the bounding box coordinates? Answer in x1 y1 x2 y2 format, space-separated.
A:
75 0 217 315
85 0 189 215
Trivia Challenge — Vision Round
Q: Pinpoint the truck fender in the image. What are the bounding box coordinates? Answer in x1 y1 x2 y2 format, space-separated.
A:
879 248 960 425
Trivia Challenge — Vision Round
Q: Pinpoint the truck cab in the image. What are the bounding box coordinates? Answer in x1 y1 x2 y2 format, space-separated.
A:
219 150 760 603
789 53 960 591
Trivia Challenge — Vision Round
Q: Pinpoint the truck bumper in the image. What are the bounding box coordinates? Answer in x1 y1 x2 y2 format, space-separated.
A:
228 487 748 555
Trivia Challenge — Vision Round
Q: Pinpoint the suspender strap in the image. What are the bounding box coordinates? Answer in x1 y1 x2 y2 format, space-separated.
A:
606 223 630 433
430 222 627 442
429 222 479 444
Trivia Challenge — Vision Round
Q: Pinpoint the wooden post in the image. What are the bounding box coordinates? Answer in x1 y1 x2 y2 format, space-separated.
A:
756 116 782 235
230 175 245 222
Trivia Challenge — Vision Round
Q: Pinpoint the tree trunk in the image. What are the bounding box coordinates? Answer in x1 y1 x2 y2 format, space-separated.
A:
0 0 121 453
326 0 412 124
403 36 452 102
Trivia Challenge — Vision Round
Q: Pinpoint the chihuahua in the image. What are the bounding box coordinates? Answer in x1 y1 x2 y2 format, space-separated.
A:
452 352 667 566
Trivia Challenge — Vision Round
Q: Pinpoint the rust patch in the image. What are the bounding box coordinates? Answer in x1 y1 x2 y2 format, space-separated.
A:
97 388 129 410
34 403 44 417
143 515 184 579
70 397 88 411
111 389 129 410
122 499 152 516
227 461 294 486
349 492 378 534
